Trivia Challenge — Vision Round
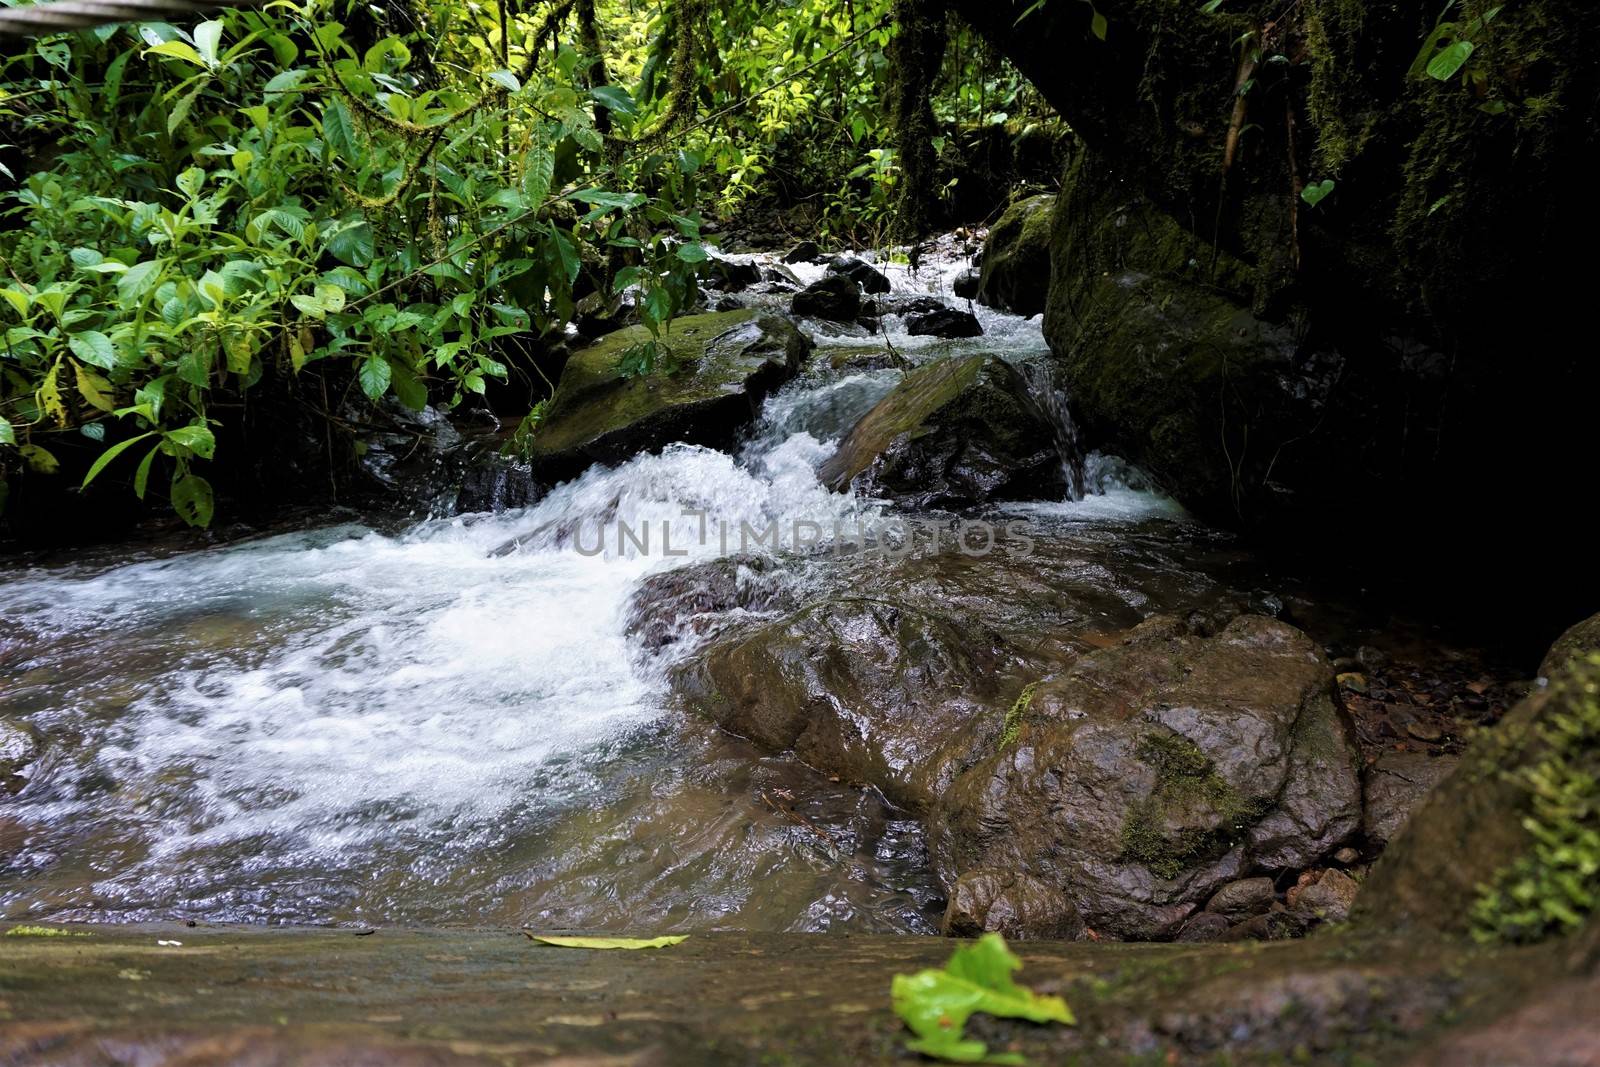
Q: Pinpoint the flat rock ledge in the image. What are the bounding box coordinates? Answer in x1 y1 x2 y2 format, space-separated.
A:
2 923 1595 1066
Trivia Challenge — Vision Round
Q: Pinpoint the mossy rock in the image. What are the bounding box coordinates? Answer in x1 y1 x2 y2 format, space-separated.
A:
975 194 1055 316
1355 652 1600 941
529 309 809 479
1540 611 1600 681
816 354 1066 509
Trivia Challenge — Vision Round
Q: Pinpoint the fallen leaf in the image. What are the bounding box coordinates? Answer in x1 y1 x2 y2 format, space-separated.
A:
525 934 688 950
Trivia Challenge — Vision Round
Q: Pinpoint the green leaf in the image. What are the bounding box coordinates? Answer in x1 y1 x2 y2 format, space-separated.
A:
358 354 392 400
133 443 160 498
1201 0 1225 11
117 260 163 302
144 40 205 67
19 444 59 474
0 415 14 446
487 68 521 93
322 98 359 162
327 222 375 267
550 227 581 286
1090 10 1108 40
193 20 222 68
590 85 638 115
82 432 156 488
1301 178 1336 208
389 360 428 411
526 935 689 950
165 424 216 460
891 934 1073 1065
170 473 215 527
68 331 118 370
521 142 554 209
675 242 709 264
1427 39 1475 80
168 82 206 134
572 189 647 212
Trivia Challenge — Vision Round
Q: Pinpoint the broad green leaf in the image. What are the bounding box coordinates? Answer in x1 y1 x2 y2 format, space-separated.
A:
73 362 116 412
144 40 205 67
1301 178 1336 208
165 424 216 460
487 68 521 93
0 288 28 317
69 247 104 268
389 361 428 411
82 432 156 487
19 444 59 474
327 222 375 267
193 20 222 68
358 354 391 400
550 227 581 285
1090 10 1108 40
68 330 118 370
522 142 554 209
526 935 688 950
1428 39 1475 81
168 81 206 134
117 260 163 301
133 444 160 499
0 415 13 446
170 473 215 527
591 85 638 115
36 358 67 426
572 189 647 212
891 934 1073 1065
322 98 359 162
675 242 709 264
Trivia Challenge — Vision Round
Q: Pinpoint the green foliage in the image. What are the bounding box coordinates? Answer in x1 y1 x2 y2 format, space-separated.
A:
999 681 1038 749
1301 178 1336 207
1472 655 1600 944
891 933 1073 1064
1410 3 1504 83
0 1 703 525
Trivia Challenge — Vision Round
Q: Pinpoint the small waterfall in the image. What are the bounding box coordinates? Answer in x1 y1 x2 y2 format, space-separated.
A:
1017 359 1087 501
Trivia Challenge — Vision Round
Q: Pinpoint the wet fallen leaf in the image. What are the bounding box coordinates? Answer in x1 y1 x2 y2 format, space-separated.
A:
891 933 1073 1064
524 934 689 950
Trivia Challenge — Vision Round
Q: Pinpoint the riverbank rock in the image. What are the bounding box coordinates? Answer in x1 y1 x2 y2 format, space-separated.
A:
816 354 1066 509
826 255 891 294
781 240 821 264
699 257 762 292
1354 650 1600 937
905 307 983 338
976 194 1054 315
791 274 861 321
1361 749 1461 848
528 310 809 480
1540 610 1600 680
931 615 1362 938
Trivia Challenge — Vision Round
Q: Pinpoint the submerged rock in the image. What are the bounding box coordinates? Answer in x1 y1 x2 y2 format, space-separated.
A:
1 718 38 795
976 194 1054 315
791 274 862 322
816 354 1066 509
905 307 983 338
529 309 810 480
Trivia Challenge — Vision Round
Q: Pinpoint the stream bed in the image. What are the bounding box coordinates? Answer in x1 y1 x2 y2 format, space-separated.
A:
0 243 1515 934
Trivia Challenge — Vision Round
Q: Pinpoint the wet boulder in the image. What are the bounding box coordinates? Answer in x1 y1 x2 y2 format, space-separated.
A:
976 194 1054 315
781 240 821 264
953 267 981 300
1540 610 1600 680
943 869 1084 941
816 354 1066 509
528 309 810 480
790 275 862 322
930 615 1363 939
826 255 891 295
1361 749 1461 849
905 307 983 339
670 597 1016 810
699 256 762 293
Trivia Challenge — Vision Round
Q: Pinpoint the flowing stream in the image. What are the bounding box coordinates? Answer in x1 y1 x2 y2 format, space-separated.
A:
0 244 1227 933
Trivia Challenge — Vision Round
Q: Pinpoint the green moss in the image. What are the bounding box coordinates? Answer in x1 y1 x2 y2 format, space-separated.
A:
1471 654 1600 944
5 925 88 937
1120 730 1271 881
999 681 1039 750
532 309 774 459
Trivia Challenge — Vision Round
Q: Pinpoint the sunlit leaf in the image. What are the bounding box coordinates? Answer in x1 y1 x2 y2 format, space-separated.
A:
526 935 689 950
